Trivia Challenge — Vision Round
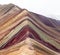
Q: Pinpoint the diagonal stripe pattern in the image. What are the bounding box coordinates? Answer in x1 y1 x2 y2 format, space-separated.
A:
0 4 60 55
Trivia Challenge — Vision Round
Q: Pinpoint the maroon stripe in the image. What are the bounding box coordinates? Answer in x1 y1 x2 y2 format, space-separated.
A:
1 26 60 52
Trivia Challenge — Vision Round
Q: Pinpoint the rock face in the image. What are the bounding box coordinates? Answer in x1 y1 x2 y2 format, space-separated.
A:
18 45 36 55
7 45 36 55
7 38 36 55
0 3 60 55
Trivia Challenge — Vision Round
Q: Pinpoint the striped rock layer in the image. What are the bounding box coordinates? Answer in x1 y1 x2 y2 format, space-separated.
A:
0 4 60 55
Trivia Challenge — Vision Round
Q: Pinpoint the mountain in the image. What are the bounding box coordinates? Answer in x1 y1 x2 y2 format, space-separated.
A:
0 4 60 55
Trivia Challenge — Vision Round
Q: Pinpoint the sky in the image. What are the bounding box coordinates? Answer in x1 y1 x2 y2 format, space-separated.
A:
0 0 60 20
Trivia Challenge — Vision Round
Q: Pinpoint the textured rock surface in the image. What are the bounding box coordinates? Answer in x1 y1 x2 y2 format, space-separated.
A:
0 4 60 55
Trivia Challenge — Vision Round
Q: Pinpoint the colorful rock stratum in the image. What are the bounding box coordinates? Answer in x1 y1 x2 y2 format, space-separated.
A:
0 3 60 55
